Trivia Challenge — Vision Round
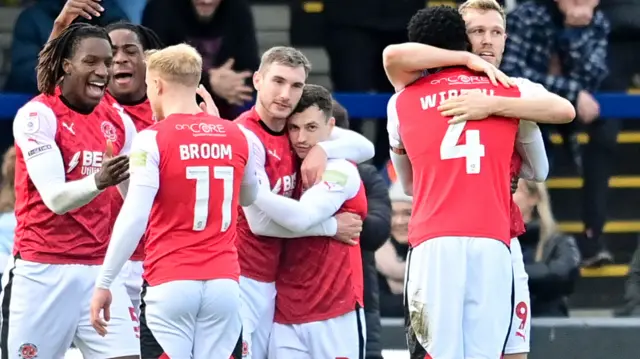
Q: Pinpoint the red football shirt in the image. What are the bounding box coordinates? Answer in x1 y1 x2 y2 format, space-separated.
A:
510 150 526 239
274 169 368 324
138 113 250 286
234 108 298 283
12 93 132 264
388 67 521 247
104 92 155 261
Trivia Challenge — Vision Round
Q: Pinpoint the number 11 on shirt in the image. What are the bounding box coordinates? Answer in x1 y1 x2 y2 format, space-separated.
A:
186 166 234 232
440 122 485 174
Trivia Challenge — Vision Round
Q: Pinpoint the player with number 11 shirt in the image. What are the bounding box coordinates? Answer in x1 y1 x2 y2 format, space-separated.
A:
93 44 257 359
388 65 519 359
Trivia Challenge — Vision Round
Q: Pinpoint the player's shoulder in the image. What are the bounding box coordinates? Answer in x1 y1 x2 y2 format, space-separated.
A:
510 77 548 97
14 99 58 132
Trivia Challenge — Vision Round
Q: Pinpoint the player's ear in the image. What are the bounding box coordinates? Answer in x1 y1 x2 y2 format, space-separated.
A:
62 59 73 76
252 71 261 92
327 116 335 131
155 78 163 96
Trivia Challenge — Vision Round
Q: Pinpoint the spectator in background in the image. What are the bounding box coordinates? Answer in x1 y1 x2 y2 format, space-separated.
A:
0 146 16 278
376 182 410 318
323 0 423 167
142 0 259 119
514 179 581 317
5 0 127 94
502 0 613 267
333 100 390 359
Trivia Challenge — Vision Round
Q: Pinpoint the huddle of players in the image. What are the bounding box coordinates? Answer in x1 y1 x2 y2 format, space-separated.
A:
385 1 576 359
2 4 375 359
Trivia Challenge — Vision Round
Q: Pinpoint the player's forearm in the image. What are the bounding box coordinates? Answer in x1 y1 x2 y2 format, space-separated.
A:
96 186 154 289
490 94 575 124
383 43 470 89
26 153 102 215
116 179 129 199
516 121 549 182
244 206 338 238
389 151 413 196
253 190 337 233
321 127 375 164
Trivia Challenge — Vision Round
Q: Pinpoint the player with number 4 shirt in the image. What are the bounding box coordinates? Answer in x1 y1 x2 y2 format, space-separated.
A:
92 44 255 359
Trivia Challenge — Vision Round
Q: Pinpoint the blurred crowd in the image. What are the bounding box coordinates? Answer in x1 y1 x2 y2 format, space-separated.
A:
0 0 639 354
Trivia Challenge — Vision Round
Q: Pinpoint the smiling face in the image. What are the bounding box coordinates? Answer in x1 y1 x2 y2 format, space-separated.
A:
108 28 147 102
61 37 113 108
462 8 506 67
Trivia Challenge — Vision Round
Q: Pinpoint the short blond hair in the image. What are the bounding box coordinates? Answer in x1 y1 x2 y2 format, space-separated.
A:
258 46 311 76
459 0 506 26
145 43 202 87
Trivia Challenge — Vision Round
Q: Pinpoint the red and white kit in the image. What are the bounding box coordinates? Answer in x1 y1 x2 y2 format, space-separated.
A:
388 67 521 359
504 77 553 355
96 112 260 359
103 91 155 314
3 93 139 359
234 108 374 359
249 158 368 359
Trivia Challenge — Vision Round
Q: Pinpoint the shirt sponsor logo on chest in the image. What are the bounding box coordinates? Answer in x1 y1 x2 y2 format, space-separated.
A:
271 173 297 197
67 150 104 175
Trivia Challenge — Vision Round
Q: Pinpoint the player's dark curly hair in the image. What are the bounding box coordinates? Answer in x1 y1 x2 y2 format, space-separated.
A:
36 23 111 95
105 21 164 51
292 84 333 120
407 6 470 52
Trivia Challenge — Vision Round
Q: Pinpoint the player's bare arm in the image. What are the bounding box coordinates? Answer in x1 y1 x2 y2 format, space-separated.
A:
439 81 575 125
91 130 160 335
300 126 375 188
387 93 414 195
49 0 104 42
382 42 512 91
252 159 362 237
13 102 128 215
240 127 343 238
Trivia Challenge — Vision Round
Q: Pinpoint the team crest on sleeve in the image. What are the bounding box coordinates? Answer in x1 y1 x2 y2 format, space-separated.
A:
23 112 40 134
321 169 348 192
101 121 118 142
18 343 38 359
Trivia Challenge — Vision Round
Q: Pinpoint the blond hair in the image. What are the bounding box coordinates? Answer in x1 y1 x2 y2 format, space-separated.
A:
0 146 16 213
145 44 202 87
258 46 311 76
521 180 558 261
459 0 506 26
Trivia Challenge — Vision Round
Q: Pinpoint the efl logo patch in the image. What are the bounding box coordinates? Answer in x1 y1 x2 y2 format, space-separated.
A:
23 112 40 134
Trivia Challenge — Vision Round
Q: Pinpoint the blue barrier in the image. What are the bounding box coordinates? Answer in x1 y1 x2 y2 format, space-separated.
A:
0 92 638 120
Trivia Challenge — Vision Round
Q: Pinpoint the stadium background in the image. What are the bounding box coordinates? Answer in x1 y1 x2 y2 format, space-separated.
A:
0 0 637 358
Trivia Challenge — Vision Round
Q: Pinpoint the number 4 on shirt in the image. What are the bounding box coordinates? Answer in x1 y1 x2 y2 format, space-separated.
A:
440 122 485 174
186 166 234 232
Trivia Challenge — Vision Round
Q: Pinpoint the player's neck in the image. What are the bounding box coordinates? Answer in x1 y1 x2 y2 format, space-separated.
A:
255 102 287 132
161 92 202 118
